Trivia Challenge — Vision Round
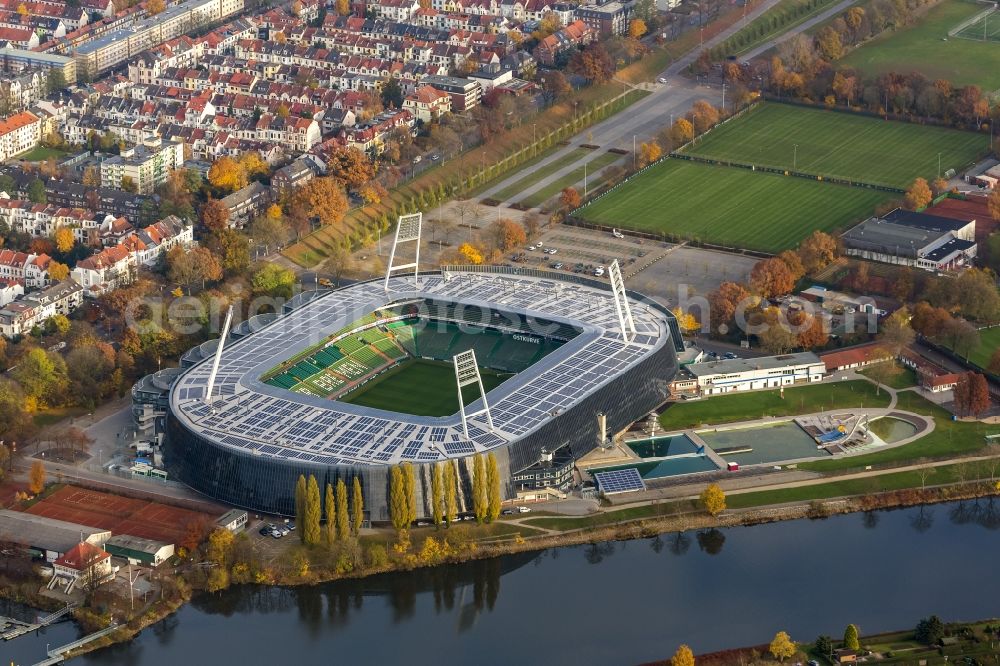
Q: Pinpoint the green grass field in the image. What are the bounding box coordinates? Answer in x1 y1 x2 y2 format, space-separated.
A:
966 326 1000 370
659 380 891 430
859 362 918 389
340 359 507 417
839 0 1000 92
715 0 840 57
575 159 891 251
16 145 69 162
492 148 590 202
684 103 986 187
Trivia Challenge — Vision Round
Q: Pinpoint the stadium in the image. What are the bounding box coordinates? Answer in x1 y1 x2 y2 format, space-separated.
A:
162 259 681 521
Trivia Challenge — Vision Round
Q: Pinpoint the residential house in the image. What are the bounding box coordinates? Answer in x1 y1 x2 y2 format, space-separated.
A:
402 84 451 122
271 154 324 192
70 244 136 297
0 278 83 337
0 110 40 161
50 541 113 594
0 249 51 288
220 181 270 228
100 137 185 194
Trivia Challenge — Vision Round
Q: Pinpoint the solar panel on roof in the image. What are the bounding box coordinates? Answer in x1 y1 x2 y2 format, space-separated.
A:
594 468 645 494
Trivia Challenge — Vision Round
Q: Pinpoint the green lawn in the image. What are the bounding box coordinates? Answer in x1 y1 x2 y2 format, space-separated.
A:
859 362 918 389
492 148 590 202
17 145 69 162
727 457 1000 508
967 326 1000 370
798 391 997 471
519 151 623 208
659 380 890 431
839 0 1000 92
575 159 890 252
339 359 507 417
684 103 987 188
714 0 841 58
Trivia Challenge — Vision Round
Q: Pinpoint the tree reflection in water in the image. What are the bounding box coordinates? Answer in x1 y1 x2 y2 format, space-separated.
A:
696 529 725 555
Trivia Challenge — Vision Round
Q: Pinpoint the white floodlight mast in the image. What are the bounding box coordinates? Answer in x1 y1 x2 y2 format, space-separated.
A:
205 305 234 403
453 349 495 439
384 213 422 292
607 260 636 342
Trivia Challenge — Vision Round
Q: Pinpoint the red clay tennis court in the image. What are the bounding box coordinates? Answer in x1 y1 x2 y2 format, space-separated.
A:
24 486 216 544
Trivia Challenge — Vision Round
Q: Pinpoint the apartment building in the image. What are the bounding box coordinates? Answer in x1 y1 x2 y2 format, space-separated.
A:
100 137 184 194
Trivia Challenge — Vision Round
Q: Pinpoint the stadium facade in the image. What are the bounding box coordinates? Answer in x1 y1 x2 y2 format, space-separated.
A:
151 267 681 521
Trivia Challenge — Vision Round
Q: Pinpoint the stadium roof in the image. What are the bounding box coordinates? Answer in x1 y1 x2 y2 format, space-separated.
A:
686 352 823 377
169 269 675 467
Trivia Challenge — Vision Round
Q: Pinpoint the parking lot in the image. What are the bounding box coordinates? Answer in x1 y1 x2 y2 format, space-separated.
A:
511 225 760 308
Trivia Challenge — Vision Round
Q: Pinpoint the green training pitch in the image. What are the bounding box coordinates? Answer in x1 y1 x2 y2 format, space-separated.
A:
339 359 508 417
575 159 891 252
684 103 986 188
839 0 1000 92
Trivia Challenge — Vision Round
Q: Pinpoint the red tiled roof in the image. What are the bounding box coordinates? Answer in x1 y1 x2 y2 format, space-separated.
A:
54 541 110 571
819 343 887 369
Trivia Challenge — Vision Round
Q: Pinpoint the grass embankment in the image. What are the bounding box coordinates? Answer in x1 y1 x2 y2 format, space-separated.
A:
839 0 1000 92
658 380 889 430
710 0 842 58
340 359 506 416
575 159 891 251
282 88 650 268
683 103 987 188
492 148 591 202
518 151 624 208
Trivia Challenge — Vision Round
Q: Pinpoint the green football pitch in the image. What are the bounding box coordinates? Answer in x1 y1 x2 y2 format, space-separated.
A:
683 103 986 188
575 158 892 252
838 0 1000 91
339 359 509 417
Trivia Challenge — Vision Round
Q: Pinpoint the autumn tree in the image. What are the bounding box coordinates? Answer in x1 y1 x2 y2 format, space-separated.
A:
389 465 408 530
324 482 336 546
707 281 755 334
669 118 695 145
444 461 458 524
351 476 364 535
289 177 349 228
249 214 289 253
294 474 306 542
238 152 268 180
638 141 661 167
542 71 572 104
48 261 69 282
569 43 615 83
53 227 75 254
167 245 223 293
457 242 484 264
878 307 915 355
489 218 527 251
330 478 347 541
777 250 805 282
486 452 501 522
795 312 829 349
904 177 933 210
989 186 1000 222
200 198 230 232
472 453 487 523
559 186 581 211
627 18 647 38
326 146 376 191
798 230 838 273
686 100 720 134
988 348 1000 375
28 460 46 494
967 373 991 417
757 307 799 354
304 474 322 545
251 262 295 297
699 483 725 516
671 306 700 334
769 631 796 662
671 645 695 666
749 257 796 299
431 462 444 527
403 462 416 525
207 156 247 193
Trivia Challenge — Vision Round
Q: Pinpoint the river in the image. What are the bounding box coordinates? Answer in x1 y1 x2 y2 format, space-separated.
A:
6 499 1000 666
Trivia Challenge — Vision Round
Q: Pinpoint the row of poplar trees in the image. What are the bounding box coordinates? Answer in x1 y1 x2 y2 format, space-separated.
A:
294 475 364 546
388 453 502 530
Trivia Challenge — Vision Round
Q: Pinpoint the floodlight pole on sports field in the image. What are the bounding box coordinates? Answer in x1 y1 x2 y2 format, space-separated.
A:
204 305 233 404
607 260 636 343
384 213 422 292
453 349 495 440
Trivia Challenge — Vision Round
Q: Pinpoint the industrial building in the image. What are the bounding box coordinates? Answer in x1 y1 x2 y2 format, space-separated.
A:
841 208 977 272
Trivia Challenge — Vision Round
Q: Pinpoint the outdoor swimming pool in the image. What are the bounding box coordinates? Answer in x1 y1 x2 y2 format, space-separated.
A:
627 434 700 458
592 455 720 480
869 417 918 443
697 421 828 466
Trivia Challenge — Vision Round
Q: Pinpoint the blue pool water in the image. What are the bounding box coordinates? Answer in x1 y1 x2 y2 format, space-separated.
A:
627 434 700 459
593 454 719 480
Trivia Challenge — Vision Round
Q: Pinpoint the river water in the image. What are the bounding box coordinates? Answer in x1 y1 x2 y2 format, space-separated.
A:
6 500 1000 666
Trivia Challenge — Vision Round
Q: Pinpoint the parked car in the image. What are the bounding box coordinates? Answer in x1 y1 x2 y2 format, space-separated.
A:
528 245 537 251
271 529 283 539
612 228 624 238
723 352 737 359
517 506 532 513
259 526 271 536
286 521 296 531
429 154 440 161
552 262 564 269
412 155 422 164
657 77 667 84
546 248 557 255
501 509 515 516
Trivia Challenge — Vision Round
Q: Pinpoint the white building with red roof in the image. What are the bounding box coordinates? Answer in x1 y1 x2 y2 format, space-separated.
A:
0 110 40 161
402 84 451 122
51 541 113 593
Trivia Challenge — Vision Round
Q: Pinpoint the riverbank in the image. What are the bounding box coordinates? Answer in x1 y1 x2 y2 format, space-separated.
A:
54 477 1000 661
